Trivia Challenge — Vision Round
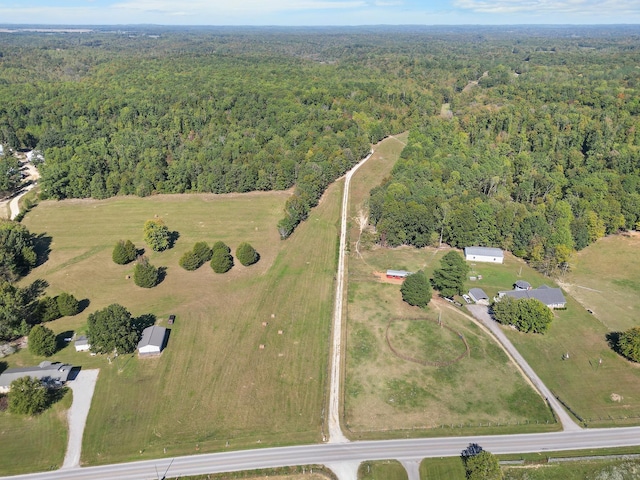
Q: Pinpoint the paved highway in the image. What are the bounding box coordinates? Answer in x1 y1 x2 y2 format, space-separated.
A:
3 427 640 480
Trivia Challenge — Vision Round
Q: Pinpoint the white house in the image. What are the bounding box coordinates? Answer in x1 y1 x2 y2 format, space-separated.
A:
464 246 504 264
137 325 167 355
74 335 90 352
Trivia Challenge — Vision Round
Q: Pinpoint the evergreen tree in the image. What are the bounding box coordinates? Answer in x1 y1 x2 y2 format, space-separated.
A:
112 240 137 265
56 292 80 316
28 324 56 356
179 250 201 271
236 242 259 266
431 251 469 298
400 271 432 308
193 241 213 263
133 256 160 288
618 327 640 363
210 248 233 273
35 296 61 323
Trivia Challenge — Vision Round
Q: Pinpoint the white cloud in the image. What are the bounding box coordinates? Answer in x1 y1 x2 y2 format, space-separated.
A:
110 0 367 15
453 0 640 16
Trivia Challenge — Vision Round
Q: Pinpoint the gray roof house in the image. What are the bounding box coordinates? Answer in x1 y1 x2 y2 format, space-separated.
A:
464 247 504 264
0 361 74 393
468 288 490 305
498 285 567 309
138 325 168 355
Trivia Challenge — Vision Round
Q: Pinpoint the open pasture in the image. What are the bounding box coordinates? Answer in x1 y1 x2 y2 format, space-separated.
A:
1 186 340 471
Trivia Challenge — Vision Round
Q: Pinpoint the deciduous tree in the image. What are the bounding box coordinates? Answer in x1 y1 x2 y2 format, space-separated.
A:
400 271 432 308
143 219 170 252
8 377 49 416
56 292 80 316
86 303 138 354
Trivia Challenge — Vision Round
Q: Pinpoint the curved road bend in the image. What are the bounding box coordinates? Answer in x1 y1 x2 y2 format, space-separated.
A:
327 149 374 444
466 305 582 432
3 427 640 480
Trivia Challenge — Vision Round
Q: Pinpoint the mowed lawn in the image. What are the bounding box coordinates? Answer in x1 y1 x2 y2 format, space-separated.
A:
498 234 640 427
460 244 640 426
1 186 341 471
344 247 555 437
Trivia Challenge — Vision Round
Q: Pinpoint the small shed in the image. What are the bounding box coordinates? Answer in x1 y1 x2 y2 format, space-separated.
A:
464 247 504 264
386 270 411 279
469 288 490 305
74 335 90 352
137 326 168 356
514 280 531 290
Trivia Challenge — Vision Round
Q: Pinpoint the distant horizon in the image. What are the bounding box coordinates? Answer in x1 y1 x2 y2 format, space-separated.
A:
2 1 640 27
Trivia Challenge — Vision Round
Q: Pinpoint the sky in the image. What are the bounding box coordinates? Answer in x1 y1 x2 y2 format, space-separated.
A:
1 0 640 26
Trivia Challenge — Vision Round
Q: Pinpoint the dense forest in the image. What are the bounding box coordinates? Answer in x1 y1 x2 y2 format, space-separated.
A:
1 26 640 252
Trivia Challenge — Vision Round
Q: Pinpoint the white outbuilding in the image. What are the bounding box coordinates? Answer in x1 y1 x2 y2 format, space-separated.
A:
137 325 168 355
74 335 90 352
464 246 504 264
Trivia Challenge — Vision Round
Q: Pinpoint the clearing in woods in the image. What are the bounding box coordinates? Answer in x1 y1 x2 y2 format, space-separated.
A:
1 186 340 472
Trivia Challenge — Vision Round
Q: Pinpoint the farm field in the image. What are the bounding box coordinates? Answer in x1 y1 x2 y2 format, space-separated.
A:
344 246 555 437
0 184 341 472
502 458 640 479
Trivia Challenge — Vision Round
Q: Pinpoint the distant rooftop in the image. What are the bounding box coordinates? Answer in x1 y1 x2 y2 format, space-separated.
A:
464 246 504 257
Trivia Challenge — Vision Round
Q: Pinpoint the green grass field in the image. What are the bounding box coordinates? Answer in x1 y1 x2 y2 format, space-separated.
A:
419 457 466 479
359 460 408 480
0 183 341 472
502 458 640 479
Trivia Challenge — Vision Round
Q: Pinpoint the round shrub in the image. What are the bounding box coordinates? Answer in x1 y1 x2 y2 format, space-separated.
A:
8 377 49 415
210 249 233 274
236 242 259 266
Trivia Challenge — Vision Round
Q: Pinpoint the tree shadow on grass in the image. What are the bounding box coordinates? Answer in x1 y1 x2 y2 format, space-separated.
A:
0 360 7 375
156 266 167 285
168 231 180 249
48 386 70 407
132 313 156 337
77 298 90 314
33 233 52 267
606 331 621 355
55 330 74 352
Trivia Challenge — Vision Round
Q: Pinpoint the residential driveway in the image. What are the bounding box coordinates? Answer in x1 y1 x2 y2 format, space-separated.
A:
62 369 100 469
466 305 581 432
